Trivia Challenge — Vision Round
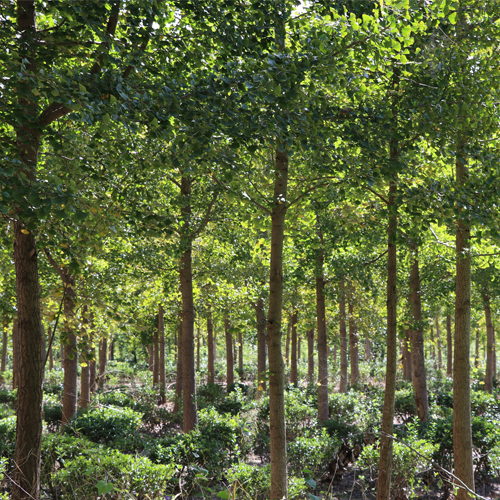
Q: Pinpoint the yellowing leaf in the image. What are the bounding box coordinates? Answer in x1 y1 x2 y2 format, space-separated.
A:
21 229 30 234
257 385 263 391
60 243 69 248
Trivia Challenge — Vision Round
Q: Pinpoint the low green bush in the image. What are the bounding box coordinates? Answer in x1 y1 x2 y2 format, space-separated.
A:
287 427 339 475
0 416 16 460
0 389 16 406
67 406 142 443
53 449 176 499
358 436 437 498
226 463 308 500
394 388 417 422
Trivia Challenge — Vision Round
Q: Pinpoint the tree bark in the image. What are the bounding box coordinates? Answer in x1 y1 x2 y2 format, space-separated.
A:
256 298 267 396
159 304 166 404
79 306 90 409
238 330 243 378
376 171 398 500
475 329 480 368
290 309 298 386
12 319 19 390
1 319 7 383
266 144 289 500
365 336 372 362
179 176 197 432
348 300 359 387
483 292 494 394
225 316 234 387
196 326 200 372
408 241 428 423
453 145 474 500
316 244 329 421
174 321 183 414
61 271 78 425
307 328 315 383
435 317 442 370
109 338 114 361
446 314 453 377
207 309 215 384
153 317 160 385
48 327 54 371
285 320 290 367
98 338 107 390
402 329 412 382
339 279 348 393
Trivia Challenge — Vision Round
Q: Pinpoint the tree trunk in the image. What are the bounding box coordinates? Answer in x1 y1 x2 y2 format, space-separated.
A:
365 336 372 362
109 338 114 361
98 338 107 390
453 145 474 500
307 328 314 383
79 306 90 409
290 309 298 387
285 320 290 367
402 329 412 382
256 298 267 396
12 319 19 390
47 327 54 371
266 144 288 500
483 293 494 394
339 279 348 393
447 314 453 377
348 300 359 387
435 317 443 370
316 245 329 421
174 321 183 414
62 271 78 425
225 316 234 387
12 3 44 497
207 310 215 384
153 318 159 385
159 304 166 404
148 344 153 372
408 241 429 423
196 326 200 372
297 335 301 361
238 330 243 378
180 176 197 432
1 320 7 383
430 326 437 371
376 172 398 500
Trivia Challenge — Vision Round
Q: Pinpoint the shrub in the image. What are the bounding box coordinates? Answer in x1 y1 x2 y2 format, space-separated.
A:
358 437 437 498
287 427 340 475
53 449 176 499
0 389 16 406
0 417 16 460
394 388 417 422
226 463 308 500
67 406 142 443
95 391 133 408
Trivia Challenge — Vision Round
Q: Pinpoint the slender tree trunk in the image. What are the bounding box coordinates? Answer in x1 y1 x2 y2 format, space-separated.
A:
285 320 290 367
316 244 329 421
12 319 19 390
408 242 429 423
98 338 107 391
207 310 215 384
48 330 54 372
494 327 497 381
153 318 159 385
62 272 78 425
148 344 153 372
298 335 301 361
447 314 453 377
365 336 372 362
307 328 314 383
290 309 298 387
196 326 200 372
256 298 267 395
483 293 494 394
174 321 183 414
159 305 166 404
1 320 7 383
475 329 479 368
267 144 288 500
79 306 90 409
402 329 412 382
225 316 234 387
179 176 197 432
238 330 243 378
430 326 437 371
339 279 348 393
436 317 443 370
376 171 398 500
453 144 474 500
109 338 114 361
348 300 359 387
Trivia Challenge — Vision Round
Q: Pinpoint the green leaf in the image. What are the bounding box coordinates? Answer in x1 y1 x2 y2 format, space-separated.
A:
217 491 230 499
305 478 316 489
103 113 111 125
96 480 113 495
448 12 457 24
